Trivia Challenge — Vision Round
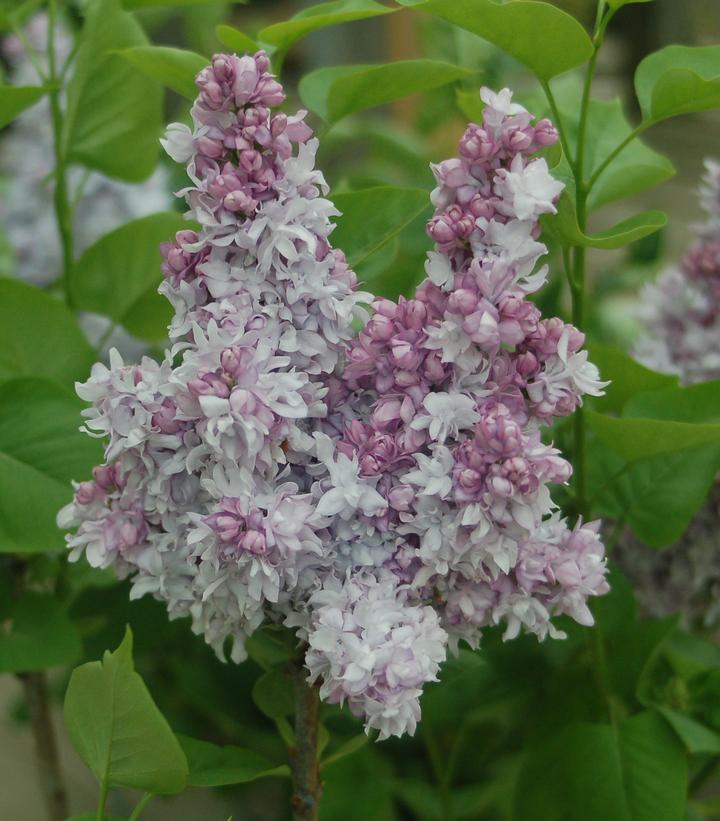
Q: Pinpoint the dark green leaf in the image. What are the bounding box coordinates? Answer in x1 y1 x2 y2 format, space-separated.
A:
657 707 720 755
252 667 295 720
0 278 94 386
321 733 369 770
0 592 81 673
259 0 393 54
421 0 593 81
0 84 46 128
178 735 288 786
624 380 720 424
321 747 397 821
116 46 207 100
65 0 163 181
64 627 188 794
299 60 472 124
586 344 678 414
608 0 653 7
516 712 687 821
123 0 228 7
71 212 190 341
635 46 720 123
331 186 429 267
215 24 258 55
0 379 102 553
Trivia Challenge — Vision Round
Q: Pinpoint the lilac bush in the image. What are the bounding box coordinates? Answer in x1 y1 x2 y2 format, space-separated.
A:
59 53 609 740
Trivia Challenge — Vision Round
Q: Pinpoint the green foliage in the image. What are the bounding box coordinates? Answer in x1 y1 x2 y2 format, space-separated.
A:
0 378 102 553
608 0 654 7
116 46 208 99
516 712 687 821
252 667 295 720
331 186 429 268
421 0 593 81
656 707 720 755
64 0 163 181
635 46 720 123
0 279 94 386
178 735 289 786
0 592 81 673
542 193 667 250
258 0 394 56
71 212 191 341
215 24 258 55
64 627 188 795
122 0 229 7
299 60 472 124
0 84 46 128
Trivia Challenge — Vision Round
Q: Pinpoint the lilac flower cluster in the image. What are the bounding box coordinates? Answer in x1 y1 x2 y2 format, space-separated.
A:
634 159 720 382
60 61 609 740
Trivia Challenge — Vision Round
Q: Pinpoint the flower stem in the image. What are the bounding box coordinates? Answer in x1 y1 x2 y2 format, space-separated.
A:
289 660 322 821
17 671 69 821
47 0 75 307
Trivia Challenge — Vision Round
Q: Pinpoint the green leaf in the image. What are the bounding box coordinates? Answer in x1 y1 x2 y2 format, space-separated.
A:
635 46 720 123
0 379 103 554
215 24 258 55
588 440 720 547
624 380 720 424
657 707 720 755
252 668 295 720
586 344 678 414
64 627 188 795
64 0 163 181
321 734 369 770
582 98 675 210
421 0 593 82
608 0 654 7
71 212 190 341
585 411 720 463
542 193 666 249
331 186 429 267
178 735 288 786
116 46 207 100
516 712 687 821
259 0 393 54
299 60 472 124
122 0 228 7
0 84 46 128
0 278 94 386
0 592 81 673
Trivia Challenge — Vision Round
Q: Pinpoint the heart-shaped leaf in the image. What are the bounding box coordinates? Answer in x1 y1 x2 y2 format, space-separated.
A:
178 735 289 786
0 84 46 128
116 46 207 100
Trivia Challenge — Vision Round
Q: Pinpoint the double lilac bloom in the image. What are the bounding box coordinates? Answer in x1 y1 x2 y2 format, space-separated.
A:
60 56 609 740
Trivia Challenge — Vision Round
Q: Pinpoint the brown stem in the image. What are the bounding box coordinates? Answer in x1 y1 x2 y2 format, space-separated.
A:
289 661 321 821
17 671 69 821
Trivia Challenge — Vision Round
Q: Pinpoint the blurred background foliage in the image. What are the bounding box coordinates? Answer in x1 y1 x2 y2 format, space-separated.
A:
3 1 720 819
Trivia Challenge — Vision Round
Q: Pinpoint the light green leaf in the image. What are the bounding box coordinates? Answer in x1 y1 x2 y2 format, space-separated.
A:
0 84 46 128
64 627 188 795
178 735 289 786
71 212 191 341
0 278 94 386
586 344 677 414
215 25 258 55
123 0 230 7
421 0 593 82
542 193 666 249
252 668 295 720
0 379 102 554
259 0 393 54
516 712 687 821
635 45 720 123
0 592 81 673
331 186 429 267
65 0 163 181
299 60 472 124
656 707 720 755
116 46 207 100
585 411 720 462
608 0 654 6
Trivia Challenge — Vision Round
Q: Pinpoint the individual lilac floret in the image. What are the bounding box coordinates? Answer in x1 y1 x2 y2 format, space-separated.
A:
634 159 720 382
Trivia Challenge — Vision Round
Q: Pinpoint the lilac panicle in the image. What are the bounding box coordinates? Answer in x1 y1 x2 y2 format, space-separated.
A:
60 62 609 741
